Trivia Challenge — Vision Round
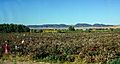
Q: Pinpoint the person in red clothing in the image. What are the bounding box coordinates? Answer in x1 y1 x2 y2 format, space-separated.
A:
5 44 8 54
1 42 11 64
2 43 10 54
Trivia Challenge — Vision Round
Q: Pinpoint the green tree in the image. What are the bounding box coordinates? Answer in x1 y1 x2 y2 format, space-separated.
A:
0 24 30 33
68 26 75 31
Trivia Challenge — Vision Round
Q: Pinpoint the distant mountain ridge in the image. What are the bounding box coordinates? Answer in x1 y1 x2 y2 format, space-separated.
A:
27 23 114 28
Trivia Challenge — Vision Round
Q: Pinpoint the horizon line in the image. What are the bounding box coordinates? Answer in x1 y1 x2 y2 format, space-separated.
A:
0 23 119 25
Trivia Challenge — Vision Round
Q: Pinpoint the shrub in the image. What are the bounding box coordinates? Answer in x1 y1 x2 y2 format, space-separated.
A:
68 26 75 31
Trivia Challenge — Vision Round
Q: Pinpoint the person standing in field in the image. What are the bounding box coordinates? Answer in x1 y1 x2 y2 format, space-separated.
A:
1 41 11 63
2 43 10 55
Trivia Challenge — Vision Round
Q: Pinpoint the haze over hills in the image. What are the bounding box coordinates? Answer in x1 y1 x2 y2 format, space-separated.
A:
27 23 114 28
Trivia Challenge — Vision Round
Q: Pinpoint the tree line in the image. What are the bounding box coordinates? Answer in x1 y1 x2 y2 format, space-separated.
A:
0 24 30 33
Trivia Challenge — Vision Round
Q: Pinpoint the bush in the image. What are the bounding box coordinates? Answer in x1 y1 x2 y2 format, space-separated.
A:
68 26 75 31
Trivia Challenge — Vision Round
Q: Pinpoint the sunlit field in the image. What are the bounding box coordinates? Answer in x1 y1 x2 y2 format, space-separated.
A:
0 31 120 64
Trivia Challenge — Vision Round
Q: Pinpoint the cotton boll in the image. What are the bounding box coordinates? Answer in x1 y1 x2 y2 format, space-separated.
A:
30 37 32 40
17 36 19 38
21 40 24 44
23 34 26 36
5 41 7 42
15 45 18 50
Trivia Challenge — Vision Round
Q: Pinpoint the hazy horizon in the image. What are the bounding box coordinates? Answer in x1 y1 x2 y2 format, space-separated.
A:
0 23 118 25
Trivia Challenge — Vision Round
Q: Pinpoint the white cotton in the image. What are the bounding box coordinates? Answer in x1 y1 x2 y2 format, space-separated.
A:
23 34 26 36
5 41 7 42
22 40 24 44
17 36 19 38
15 45 18 49
30 37 32 40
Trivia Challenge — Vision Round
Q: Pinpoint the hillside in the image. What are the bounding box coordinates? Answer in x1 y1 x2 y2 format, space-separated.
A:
27 23 113 28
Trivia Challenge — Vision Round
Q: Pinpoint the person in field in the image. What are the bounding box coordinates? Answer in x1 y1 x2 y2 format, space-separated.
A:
2 43 10 54
1 41 11 64
2 42 17 64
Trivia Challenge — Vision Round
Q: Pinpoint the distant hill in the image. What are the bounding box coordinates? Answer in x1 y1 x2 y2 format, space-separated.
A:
28 24 68 28
27 23 114 28
75 23 92 27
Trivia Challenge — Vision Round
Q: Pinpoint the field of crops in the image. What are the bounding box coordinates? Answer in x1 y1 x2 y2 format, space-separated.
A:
0 32 120 64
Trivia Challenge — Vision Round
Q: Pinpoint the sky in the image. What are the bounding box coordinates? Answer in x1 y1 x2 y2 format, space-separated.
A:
0 0 120 25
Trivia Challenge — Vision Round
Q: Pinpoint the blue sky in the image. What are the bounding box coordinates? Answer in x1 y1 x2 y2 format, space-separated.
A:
0 0 120 25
